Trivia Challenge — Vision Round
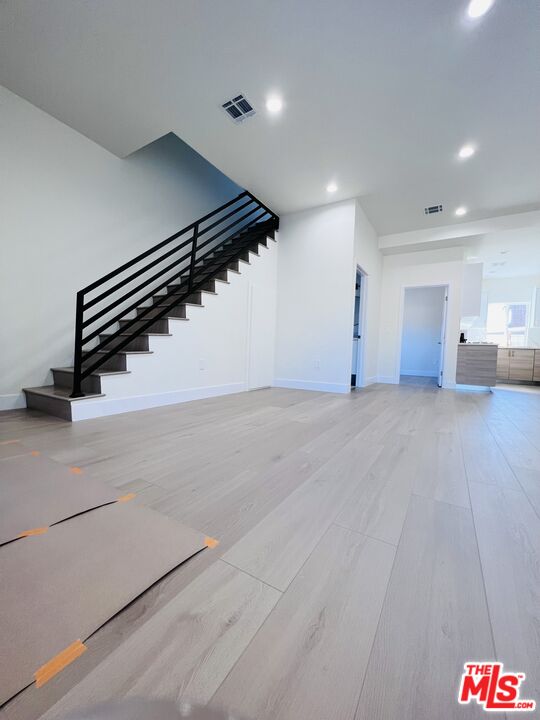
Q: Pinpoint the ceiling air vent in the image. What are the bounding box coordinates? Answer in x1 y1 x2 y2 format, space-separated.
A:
222 94 256 123
424 204 443 215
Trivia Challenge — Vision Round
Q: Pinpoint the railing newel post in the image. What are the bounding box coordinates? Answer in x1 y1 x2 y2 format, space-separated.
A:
70 291 85 398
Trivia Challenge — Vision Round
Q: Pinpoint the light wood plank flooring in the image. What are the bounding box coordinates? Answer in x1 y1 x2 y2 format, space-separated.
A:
1 383 539 719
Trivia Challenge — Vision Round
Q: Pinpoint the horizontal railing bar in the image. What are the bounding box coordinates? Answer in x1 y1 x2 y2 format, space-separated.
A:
81 210 267 335
82 246 193 327
197 198 253 237
84 201 263 313
245 191 278 224
80 215 270 351
80 191 249 295
83 233 195 312
196 205 264 253
79 228 268 379
192 190 250 229
192 210 268 266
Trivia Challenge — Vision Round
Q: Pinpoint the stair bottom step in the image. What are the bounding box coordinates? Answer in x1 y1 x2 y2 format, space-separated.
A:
24 386 105 421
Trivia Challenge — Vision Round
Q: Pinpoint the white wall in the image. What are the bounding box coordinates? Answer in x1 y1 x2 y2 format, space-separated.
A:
71 242 278 420
0 86 240 409
354 200 382 385
400 286 446 377
466 274 540 346
274 201 356 393
377 247 465 387
461 262 483 318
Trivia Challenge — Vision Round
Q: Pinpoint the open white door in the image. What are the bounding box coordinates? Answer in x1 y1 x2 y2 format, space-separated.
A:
438 290 449 387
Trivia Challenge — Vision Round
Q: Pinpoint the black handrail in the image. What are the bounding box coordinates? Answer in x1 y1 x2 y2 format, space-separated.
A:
70 191 279 396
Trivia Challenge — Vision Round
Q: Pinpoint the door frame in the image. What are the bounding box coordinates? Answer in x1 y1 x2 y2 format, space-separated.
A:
352 265 368 387
396 283 449 386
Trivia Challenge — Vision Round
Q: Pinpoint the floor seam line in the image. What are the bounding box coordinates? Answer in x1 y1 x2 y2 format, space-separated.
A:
331 522 398 548
456 409 501 670
218 558 284 594
351 490 413 719
472 395 540 522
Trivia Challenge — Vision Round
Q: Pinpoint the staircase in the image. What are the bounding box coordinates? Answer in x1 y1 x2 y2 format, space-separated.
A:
24 191 279 420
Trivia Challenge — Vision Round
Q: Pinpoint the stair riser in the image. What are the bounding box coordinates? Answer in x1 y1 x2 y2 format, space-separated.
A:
136 305 187 319
24 391 73 421
99 334 149 352
119 318 170 333
52 369 102 394
151 290 204 305
83 354 127 372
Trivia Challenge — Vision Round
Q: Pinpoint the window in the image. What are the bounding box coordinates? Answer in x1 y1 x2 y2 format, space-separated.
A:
486 302 529 347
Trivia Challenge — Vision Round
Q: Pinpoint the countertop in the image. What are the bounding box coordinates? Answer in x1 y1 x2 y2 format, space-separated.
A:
459 344 540 350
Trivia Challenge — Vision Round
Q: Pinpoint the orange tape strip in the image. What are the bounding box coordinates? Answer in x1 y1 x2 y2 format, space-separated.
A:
30 451 41 457
34 640 87 688
205 536 219 549
18 527 48 538
117 493 136 503
69 466 83 475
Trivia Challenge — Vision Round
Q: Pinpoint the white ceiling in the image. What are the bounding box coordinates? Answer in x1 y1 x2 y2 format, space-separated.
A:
1 0 539 234
466 227 540 278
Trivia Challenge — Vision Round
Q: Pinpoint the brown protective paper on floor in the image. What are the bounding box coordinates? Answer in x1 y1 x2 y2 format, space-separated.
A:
0 453 119 545
0 502 207 704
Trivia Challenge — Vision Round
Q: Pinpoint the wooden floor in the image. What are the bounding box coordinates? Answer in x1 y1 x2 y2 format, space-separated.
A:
1 383 539 719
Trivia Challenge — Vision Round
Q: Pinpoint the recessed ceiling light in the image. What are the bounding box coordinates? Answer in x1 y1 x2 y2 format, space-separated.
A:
455 206 468 216
458 144 476 159
467 0 495 18
326 182 338 193
500 250 508 254
265 96 283 114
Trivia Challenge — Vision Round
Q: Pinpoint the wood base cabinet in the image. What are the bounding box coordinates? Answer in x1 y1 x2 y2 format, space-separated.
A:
534 350 540 382
497 348 535 382
496 349 510 380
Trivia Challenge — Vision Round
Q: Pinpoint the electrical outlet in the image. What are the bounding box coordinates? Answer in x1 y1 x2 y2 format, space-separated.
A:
314 359 320 369
199 359 206 371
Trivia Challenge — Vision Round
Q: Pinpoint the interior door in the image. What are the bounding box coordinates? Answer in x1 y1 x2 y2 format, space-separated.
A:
437 290 448 387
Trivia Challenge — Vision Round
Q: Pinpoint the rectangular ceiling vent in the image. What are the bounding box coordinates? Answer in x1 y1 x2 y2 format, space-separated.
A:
222 94 256 123
424 204 443 215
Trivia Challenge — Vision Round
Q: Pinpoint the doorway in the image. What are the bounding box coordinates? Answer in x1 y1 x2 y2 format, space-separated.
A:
351 268 366 387
399 285 448 388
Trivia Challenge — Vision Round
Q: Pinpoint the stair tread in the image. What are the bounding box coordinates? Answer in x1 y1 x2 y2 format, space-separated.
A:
23 385 105 401
52 367 131 377
100 332 172 338
93 350 154 355
149 302 204 308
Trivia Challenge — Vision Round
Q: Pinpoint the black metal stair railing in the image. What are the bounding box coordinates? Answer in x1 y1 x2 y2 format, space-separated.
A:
70 190 279 397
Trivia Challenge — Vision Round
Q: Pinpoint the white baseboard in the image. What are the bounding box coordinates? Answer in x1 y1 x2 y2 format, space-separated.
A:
0 393 26 411
361 376 378 387
454 383 491 392
273 378 350 394
71 382 247 421
376 375 398 384
400 370 439 378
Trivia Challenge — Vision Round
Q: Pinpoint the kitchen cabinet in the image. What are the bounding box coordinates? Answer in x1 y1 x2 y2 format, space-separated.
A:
497 348 535 381
534 350 540 382
496 349 510 380
457 344 497 386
